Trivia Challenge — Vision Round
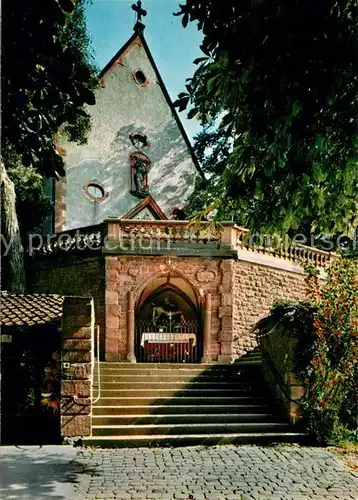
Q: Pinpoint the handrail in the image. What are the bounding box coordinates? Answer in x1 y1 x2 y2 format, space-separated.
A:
73 325 101 407
112 219 236 227
259 341 303 405
296 242 338 258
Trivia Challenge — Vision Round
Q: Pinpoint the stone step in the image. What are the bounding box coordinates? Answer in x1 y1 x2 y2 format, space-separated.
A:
95 370 262 378
97 363 261 373
86 356 307 447
96 381 259 390
83 432 306 448
91 422 293 436
92 404 271 416
92 413 278 425
95 369 261 380
92 388 265 398
99 363 212 369
93 396 269 406
95 368 262 382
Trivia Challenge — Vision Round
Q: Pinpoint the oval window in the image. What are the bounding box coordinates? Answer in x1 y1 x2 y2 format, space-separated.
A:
133 69 148 87
84 182 107 202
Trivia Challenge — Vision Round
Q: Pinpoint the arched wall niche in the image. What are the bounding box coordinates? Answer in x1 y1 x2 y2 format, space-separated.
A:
134 272 203 363
136 273 201 323
134 270 202 309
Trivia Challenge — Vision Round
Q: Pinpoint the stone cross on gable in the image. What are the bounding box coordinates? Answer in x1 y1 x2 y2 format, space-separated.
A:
132 1 147 27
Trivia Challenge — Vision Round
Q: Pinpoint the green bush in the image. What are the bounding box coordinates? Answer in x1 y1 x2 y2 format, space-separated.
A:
303 259 358 444
255 258 358 445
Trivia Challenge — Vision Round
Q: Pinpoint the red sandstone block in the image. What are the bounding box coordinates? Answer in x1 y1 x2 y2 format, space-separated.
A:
218 306 233 318
63 364 91 380
105 291 118 305
220 260 234 271
218 330 233 342
221 293 232 306
106 256 117 268
61 380 91 397
62 338 91 352
106 304 120 318
221 317 233 329
107 269 118 282
62 350 91 363
106 279 117 291
61 415 91 437
219 341 233 355
61 397 91 415
106 326 121 337
218 284 231 294
106 338 119 351
62 326 92 339
106 315 119 329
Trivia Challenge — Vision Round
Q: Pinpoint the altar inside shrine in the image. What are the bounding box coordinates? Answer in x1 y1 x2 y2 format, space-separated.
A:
140 332 196 346
140 331 197 363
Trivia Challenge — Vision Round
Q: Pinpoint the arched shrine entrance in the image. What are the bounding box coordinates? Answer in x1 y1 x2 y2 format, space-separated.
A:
135 274 202 363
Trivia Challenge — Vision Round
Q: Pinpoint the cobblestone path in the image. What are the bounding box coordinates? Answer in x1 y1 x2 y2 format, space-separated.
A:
73 445 357 500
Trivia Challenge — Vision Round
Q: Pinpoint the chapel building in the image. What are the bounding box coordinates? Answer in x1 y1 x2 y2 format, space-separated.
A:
29 8 332 366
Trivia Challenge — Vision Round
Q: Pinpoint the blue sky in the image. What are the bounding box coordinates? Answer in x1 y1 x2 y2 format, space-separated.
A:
85 0 204 141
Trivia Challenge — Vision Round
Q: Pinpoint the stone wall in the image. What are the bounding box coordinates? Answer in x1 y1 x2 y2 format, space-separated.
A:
232 260 307 359
28 255 106 358
260 330 304 425
28 252 312 364
105 255 309 362
105 255 235 362
61 296 94 437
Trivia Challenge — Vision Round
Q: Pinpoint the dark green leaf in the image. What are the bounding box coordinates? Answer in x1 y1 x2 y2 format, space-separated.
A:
187 108 198 119
58 0 74 13
193 57 209 65
182 13 189 28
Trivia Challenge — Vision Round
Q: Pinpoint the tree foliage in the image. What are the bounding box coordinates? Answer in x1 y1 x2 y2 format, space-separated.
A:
8 168 53 239
1 0 98 178
175 0 358 235
1 0 98 291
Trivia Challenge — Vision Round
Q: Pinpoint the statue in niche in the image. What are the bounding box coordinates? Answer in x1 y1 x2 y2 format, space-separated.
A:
152 297 184 326
130 153 150 198
134 160 148 194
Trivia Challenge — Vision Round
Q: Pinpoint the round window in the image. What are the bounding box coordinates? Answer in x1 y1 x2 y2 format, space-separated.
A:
83 182 108 202
133 69 148 87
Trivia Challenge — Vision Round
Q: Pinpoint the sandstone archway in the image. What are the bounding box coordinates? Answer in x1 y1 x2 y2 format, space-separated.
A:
135 274 202 363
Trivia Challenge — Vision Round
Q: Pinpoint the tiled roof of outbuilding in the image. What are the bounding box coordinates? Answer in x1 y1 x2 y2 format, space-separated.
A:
0 292 64 327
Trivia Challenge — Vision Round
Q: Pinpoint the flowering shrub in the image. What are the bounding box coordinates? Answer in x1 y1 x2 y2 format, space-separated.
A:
303 259 358 444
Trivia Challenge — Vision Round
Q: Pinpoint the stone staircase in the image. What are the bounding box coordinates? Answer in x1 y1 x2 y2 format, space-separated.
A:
83 350 306 447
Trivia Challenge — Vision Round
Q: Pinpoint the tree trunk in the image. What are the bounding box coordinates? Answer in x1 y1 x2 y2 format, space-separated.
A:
1 161 25 292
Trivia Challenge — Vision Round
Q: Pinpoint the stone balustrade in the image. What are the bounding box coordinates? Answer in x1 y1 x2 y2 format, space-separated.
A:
30 218 335 267
105 219 227 256
32 223 103 256
235 228 335 268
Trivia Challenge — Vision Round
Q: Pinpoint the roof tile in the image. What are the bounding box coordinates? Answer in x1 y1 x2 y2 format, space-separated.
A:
0 292 64 327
